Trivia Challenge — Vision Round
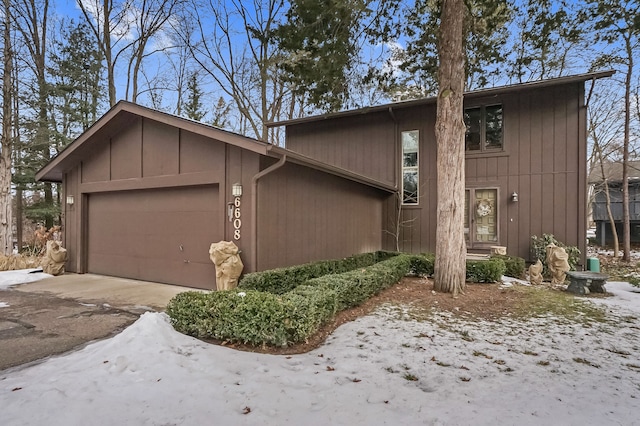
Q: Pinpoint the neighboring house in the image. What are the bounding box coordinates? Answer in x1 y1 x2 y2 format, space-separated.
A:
268 70 614 267
36 102 393 289
37 71 612 289
589 160 640 244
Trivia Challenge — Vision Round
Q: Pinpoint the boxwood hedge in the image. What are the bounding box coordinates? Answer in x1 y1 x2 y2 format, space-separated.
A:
238 250 398 294
167 252 519 348
167 254 411 347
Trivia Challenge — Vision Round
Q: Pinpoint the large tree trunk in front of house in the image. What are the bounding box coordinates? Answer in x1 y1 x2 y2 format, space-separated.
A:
434 0 467 296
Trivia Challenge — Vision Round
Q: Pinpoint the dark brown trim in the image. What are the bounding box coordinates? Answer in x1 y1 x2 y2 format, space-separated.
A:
78 171 221 193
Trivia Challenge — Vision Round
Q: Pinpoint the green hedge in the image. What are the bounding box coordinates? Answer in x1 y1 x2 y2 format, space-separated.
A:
408 253 507 283
466 258 506 283
306 254 412 311
491 254 526 279
409 253 435 277
167 254 411 347
238 251 398 295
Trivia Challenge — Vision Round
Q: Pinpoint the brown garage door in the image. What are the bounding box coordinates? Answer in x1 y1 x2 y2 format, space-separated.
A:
87 185 221 289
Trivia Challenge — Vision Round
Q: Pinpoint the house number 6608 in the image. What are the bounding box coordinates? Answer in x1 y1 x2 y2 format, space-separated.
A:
233 197 241 240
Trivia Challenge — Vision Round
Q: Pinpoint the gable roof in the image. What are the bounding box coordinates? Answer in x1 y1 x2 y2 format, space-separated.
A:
36 101 271 182
266 70 615 128
588 161 640 184
36 101 396 193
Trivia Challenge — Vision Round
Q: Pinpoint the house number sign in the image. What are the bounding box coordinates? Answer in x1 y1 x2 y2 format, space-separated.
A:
233 197 241 240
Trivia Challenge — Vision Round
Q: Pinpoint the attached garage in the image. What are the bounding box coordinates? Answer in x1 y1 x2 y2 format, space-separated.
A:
87 186 221 289
36 101 394 289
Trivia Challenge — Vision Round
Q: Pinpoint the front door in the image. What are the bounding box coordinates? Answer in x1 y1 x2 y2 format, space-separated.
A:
465 188 499 249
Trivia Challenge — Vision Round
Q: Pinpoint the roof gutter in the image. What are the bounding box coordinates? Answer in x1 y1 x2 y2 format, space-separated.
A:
250 152 287 272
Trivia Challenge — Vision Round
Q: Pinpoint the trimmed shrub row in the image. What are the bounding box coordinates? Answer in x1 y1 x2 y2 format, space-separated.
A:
491 254 526 279
409 253 524 282
167 254 412 347
238 250 398 294
466 258 506 283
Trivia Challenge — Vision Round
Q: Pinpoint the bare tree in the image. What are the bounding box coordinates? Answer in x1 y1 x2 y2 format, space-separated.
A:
0 0 14 255
125 0 178 102
186 0 290 141
587 0 640 261
433 0 467 296
77 0 133 106
587 82 624 255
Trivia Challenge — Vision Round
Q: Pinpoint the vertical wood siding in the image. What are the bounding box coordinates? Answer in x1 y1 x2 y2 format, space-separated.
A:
286 112 397 185
65 117 231 273
256 162 385 271
284 83 587 264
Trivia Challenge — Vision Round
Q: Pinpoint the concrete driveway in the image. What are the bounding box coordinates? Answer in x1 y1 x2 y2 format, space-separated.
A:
0 273 201 371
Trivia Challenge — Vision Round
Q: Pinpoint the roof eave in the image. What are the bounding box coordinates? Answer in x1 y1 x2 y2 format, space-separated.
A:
36 101 270 182
266 70 616 128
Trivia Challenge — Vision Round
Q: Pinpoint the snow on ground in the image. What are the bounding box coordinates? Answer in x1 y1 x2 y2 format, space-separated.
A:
0 269 51 289
1 285 639 424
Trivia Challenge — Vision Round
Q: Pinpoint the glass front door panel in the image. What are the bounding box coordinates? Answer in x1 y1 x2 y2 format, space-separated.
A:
473 189 497 243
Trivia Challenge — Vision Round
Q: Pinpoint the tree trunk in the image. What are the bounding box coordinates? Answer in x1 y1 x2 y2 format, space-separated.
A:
1 0 13 256
594 140 619 256
434 0 467 296
621 35 633 261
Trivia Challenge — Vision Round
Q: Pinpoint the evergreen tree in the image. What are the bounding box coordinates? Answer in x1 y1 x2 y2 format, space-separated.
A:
182 73 206 121
384 0 511 98
275 0 372 112
508 0 583 83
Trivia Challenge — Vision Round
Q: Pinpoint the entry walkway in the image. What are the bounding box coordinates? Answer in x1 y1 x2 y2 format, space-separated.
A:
15 273 204 312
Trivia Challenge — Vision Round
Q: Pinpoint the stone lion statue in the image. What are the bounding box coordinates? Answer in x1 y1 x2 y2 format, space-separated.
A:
41 240 67 276
546 243 570 285
209 241 244 291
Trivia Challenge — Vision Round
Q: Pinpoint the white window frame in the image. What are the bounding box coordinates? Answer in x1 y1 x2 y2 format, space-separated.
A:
401 130 419 205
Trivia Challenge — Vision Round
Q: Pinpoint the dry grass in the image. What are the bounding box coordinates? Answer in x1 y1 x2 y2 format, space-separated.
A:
0 254 42 271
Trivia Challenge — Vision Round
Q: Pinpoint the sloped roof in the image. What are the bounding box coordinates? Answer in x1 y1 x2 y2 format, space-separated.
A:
36 101 395 193
267 70 615 128
36 101 270 182
589 161 640 184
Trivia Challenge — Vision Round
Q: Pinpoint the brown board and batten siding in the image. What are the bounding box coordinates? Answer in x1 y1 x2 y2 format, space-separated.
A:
61 112 246 289
285 111 397 186
256 161 385 271
280 77 595 264
42 101 394 289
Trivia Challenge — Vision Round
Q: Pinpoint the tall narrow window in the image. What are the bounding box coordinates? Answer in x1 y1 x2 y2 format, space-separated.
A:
464 104 503 152
402 130 419 204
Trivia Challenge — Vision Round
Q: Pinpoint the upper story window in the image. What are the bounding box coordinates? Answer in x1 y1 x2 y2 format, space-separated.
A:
402 130 419 204
464 104 503 152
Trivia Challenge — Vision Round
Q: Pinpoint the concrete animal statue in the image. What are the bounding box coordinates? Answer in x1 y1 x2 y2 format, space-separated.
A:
546 243 570 285
209 241 244 291
528 259 543 285
41 240 67 275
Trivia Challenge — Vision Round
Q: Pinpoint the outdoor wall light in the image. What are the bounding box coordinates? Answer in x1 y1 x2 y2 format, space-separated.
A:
232 182 243 197
66 195 74 205
511 192 518 203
